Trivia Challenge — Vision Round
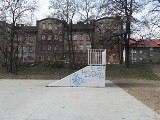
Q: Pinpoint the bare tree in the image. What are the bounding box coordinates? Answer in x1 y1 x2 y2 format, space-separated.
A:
0 0 38 74
49 0 78 68
77 0 111 49
101 0 148 68
140 0 160 39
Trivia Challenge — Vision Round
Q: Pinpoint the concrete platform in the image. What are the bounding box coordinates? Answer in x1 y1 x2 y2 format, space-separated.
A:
0 79 159 120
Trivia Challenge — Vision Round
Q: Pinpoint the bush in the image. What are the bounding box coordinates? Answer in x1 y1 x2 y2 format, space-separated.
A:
51 61 65 68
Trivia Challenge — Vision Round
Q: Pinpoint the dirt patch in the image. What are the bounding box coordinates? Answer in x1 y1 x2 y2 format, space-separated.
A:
150 65 160 77
110 78 160 114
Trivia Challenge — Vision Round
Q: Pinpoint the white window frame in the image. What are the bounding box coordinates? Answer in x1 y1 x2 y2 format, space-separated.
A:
42 23 45 30
28 46 33 52
47 45 52 51
131 49 136 53
48 35 52 40
150 47 153 51
73 35 77 40
79 45 84 50
86 44 91 50
140 57 143 61
48 23 52 30
139 50 142 53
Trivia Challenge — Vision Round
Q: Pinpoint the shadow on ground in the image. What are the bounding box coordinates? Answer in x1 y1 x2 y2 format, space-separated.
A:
106 82 160 88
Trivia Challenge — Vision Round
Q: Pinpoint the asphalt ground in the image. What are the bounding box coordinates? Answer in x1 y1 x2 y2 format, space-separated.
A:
0 79 159 120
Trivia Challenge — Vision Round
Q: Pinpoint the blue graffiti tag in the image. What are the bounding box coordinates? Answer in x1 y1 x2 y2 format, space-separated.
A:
96 66 104 71
82 66 105 79
72 73 86 87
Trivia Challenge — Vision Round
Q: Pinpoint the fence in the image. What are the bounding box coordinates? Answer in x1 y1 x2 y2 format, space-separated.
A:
88 49 106 66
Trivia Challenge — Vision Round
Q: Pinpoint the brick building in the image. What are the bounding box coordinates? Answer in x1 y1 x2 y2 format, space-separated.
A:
67 22 94 63
94 16 123 64
17 25 37 62
0 17 124 64
36 18 66 62
130 39 160 63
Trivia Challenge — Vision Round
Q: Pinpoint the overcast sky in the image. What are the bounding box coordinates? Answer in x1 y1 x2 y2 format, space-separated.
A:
35 0 50 20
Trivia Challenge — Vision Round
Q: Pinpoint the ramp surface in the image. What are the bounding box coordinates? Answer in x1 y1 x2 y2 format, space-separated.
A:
49 66 106 87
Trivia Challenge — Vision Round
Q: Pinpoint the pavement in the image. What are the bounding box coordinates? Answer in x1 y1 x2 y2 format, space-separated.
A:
0 79 160 120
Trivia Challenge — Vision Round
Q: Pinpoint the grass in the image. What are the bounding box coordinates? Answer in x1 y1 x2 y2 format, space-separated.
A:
0 65 76 79
106 64 160 80
0 64 160 80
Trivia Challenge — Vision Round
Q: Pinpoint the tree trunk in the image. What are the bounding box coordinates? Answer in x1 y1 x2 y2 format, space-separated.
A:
10 27 14 73
70 19 75 65
125 21 130 68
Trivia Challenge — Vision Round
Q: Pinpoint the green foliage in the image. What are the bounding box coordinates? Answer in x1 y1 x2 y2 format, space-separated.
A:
0 64 160 80
106 64 160 80
0 67 7 75
18 66 75 76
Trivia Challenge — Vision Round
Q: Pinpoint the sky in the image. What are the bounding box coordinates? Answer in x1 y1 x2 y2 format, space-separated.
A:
35 0 50 21
34 0 160 38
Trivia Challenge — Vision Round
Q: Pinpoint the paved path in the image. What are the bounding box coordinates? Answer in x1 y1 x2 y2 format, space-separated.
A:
0 79 159 120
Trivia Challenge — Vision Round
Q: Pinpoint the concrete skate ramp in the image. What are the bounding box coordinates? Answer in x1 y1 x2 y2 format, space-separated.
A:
48 66 106 87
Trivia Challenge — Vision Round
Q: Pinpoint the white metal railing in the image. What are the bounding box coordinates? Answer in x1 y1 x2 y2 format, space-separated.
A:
88 49 106 65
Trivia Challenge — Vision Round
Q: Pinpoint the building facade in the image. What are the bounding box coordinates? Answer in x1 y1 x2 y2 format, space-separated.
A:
94 16 123 64
130 39 160 63
0 17 124 64
36 18 66 62
17 25 37 62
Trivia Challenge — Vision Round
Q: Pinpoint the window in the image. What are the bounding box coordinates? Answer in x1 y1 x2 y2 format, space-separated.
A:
79 34 83 41
86 34 90 41
79 45 83 50
42 23 45 30
48 23 52 30
28 46 33 52
42 35 46 40
40 56 44 61
73 35 77 40
131 49 136 53
106 23 110 30
29 36 33 43
53 24 58 30
112 24 117 30
99 24 104 29
150 48 153 51
86 44 91 50
73 44 76 50
23 47 26 53
139 50 142 53
140 57 143 61
48 35 52 40
41 45 45 51
55 35 59 40
53 45 58 51
48 45 52 51
133 57 137 62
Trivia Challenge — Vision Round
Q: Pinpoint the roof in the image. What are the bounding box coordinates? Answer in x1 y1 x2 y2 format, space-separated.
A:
130 39 160 48
71 24 94 32
153 40 160 45
96 16 122 22
37 18 66 23
18 26 37 33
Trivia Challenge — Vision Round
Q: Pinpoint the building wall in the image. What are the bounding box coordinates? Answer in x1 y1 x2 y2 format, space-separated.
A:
0 21 10 65
18 34 36 62
72 32 91 52
1 17 124 64
130 47 160 63
94 17 123 64
36 18 65 62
